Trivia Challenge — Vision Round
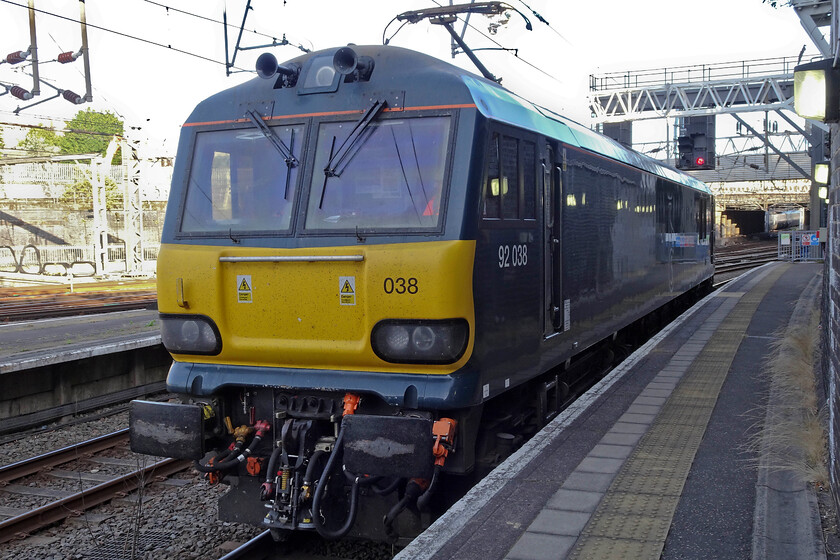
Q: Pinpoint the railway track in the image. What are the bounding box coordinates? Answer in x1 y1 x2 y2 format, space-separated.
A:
0 281 156 322
715 240 779 275
0 428 190 544
219 531 277 560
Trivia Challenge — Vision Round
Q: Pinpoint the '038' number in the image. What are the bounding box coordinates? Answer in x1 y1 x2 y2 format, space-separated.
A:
384 277 418 294
498 244 528 268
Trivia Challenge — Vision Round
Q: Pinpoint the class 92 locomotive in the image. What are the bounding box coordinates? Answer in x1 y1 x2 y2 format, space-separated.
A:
130 44 714 543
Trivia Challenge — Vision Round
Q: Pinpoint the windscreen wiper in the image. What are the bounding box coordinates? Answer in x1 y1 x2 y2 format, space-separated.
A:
319 98 387 209
246 109 298 199
324 98 387 178
246 110 298 167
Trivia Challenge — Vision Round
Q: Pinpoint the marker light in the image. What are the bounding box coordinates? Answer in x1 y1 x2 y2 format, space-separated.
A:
794 58 840 123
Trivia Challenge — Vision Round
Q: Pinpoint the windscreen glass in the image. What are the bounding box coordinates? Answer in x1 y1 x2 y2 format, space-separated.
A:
305 116 450 231
180 124 304 233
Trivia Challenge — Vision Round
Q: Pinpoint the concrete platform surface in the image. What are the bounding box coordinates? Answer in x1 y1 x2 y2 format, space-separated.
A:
0 309 160 374
398 262 826 560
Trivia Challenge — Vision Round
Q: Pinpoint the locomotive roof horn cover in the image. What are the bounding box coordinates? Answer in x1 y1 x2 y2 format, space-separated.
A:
333 47 375 82
256 52 300 88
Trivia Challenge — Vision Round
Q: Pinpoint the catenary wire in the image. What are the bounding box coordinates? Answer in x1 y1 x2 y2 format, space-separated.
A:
425 0 562 84
0 0 243 70
141 0 312 51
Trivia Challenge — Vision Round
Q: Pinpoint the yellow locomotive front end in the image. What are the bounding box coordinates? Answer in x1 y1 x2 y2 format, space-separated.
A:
157 239 475 374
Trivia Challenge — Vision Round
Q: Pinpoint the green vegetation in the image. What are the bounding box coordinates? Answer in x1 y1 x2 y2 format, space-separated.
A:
61 109 124 158
17 126 60 156
16 109 124 160
60 176 123 208
13 109 127 209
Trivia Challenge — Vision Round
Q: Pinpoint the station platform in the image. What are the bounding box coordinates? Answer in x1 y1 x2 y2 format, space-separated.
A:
0 309 166 433
0 309 159 374
398 262 826 560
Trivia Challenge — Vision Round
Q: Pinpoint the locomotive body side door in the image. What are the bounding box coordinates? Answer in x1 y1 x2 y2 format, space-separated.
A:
543 143 564 337
472 124 542 396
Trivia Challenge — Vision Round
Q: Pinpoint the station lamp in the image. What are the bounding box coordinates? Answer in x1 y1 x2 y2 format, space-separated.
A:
794 58 840 123
815 162 830 184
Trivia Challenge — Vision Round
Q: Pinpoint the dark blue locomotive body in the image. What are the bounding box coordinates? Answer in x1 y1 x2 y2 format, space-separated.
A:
131 44 713 542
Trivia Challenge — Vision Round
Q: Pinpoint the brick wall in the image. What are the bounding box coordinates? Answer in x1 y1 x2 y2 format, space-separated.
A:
828 124 840 512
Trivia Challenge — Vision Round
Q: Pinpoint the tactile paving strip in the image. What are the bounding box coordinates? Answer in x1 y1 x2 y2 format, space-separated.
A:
568 264 788 560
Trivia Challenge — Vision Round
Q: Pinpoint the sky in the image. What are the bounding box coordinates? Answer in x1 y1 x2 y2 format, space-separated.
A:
0 0 821 157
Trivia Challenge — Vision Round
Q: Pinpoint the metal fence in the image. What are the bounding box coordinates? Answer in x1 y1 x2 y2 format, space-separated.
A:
0 162 123 185
590 54 801 92
777 230 824 261
0 243 159 276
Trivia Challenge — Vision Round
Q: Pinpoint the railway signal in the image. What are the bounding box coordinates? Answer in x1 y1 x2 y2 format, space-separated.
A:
676 116 715 170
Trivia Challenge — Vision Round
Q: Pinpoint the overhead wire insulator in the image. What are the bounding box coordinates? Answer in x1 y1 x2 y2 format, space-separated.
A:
10 86 33 100
62 89 83 104
57 51 80 64
5 50 28 64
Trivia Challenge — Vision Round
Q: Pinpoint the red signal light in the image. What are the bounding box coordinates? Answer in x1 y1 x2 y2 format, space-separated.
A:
695 156 706 166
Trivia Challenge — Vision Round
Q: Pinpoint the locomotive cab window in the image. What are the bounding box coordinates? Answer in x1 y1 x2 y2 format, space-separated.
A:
482 131 536 221
180 124 304 234
304 115 451 232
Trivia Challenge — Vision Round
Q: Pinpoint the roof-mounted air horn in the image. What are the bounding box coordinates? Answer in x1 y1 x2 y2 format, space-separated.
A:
333 47 375 82
256 52 301 88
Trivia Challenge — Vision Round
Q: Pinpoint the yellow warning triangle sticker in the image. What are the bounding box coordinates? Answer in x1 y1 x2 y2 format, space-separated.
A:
341 280 354 294
239 278 251 291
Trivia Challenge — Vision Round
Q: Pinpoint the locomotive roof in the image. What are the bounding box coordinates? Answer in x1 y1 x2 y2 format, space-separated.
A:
186 45 710 195
459 68 711 195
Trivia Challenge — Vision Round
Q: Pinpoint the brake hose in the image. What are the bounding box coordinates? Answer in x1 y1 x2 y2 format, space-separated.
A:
311 427 361 539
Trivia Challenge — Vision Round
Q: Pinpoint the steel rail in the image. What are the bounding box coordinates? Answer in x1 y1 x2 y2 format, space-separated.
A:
0 456 190 544
0 295 156 322
715 257 778 275
0 429 129 484
218 530 276 560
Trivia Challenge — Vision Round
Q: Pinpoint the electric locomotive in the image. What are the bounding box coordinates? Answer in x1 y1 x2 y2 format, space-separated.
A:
130 44 714 542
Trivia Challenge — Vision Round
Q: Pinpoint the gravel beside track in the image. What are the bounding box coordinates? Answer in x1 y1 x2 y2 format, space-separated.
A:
0 408 263 560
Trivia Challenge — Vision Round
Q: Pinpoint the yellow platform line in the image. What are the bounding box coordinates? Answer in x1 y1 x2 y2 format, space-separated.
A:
568 264 789 560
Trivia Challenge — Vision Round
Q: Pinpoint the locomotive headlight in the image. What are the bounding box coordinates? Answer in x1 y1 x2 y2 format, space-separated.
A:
371 319 469 364
412 326 436 352
384 325 411 351
160 314 222 355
